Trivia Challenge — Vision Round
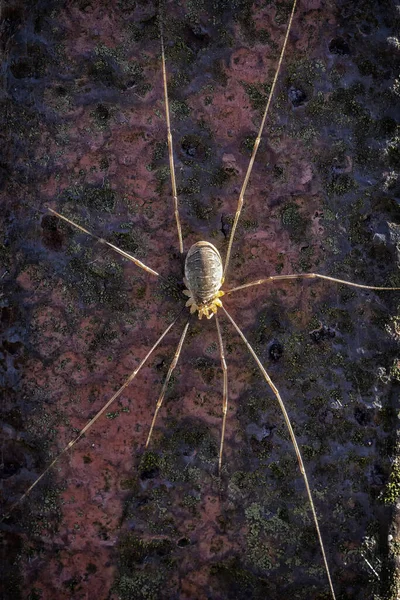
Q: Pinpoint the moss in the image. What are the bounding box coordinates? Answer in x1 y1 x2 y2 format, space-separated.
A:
119 477 138 491
383 458 400 505
118 534 173 567
162 419 218 467
113 533 176 599
211 166 231 187
245 502 291 571
240 134 257 155
210 557 271 599
170 99 191 120
139 451 162 478
99 156 109 170
326 173 357 197
88 56 117 87
109 229 146 257
155 165 170 193
114 573 162 600
90 103 112 129
348 201 370 245
295 245 314 272
61 182 116 212
66 253 126 308
344 359 376 396
242 82 271 111
188 197 216 221
280 202 308 242
193 356 216 384
156 274 182 302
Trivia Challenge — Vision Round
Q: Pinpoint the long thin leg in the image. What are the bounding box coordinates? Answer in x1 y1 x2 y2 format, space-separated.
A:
223 0 298 280
215 315 228 475
159 13 184 255
3 312 181 519
225 273 400 295
221 305 336 600
48 208 160 277
146 320 189 448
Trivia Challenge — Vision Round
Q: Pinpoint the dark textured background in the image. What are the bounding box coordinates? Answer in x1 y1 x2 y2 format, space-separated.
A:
1 1 400 599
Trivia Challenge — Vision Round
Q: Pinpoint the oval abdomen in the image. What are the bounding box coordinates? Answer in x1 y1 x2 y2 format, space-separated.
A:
184 241 223 304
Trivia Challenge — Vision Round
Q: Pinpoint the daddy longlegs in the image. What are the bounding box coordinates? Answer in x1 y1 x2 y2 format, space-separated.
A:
3 1 400 599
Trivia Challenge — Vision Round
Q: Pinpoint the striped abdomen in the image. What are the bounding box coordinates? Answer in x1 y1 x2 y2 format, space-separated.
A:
184 241 223 305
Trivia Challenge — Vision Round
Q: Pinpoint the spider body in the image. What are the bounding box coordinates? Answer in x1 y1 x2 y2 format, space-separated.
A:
183 241 225 319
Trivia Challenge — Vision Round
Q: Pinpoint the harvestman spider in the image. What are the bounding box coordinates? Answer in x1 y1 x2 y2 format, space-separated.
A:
5 1 400 599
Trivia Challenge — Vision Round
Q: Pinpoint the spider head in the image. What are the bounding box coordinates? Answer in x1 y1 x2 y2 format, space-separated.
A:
183 286 224 319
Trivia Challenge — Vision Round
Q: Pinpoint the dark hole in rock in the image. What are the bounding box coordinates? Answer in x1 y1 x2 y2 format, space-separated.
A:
2 7 23 42
41 214 64 251
180 134 207 161
329 37 350 55
378 117 397 136
359 23 372 36
136 496 149 507
155 359 166 371
94 104 110 121
269 341 283 361
273 165 284 178
3 340 21 355
55 85 68 97
309 323 335 343
88 58 116 87
177 537 191 547
1 306 16 326
10 59 35 79
0 444 26 479
10 44 46 79
354 406 371 426
370 464 385 487
0 161 11 190
288 86 307 107
140 467 159 480
185 24 211 53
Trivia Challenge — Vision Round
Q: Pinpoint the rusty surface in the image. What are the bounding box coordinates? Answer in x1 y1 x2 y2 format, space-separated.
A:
1 1 400 599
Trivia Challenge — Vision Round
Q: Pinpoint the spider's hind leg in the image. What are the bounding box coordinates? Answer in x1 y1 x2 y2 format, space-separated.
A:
221 305 337 600
215 314 228 475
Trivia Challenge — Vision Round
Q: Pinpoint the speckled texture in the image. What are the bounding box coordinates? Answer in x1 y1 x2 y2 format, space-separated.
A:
1 1 400 599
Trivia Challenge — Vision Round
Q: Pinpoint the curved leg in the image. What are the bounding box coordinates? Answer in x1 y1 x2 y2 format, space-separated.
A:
146 320 189 448
223 0 298 279
2 312 181 519
222 305 336 600
226 272 400 295
48 208 160 277
159 12 183 255
215 315 228 475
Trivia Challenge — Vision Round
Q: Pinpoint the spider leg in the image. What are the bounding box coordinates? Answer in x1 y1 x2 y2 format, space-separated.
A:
215 315 228 475
146 320 190 448
159 8 183 255
222 305 337 600
2 312 182 520
223 0 298 280
226 272 400 295
48 208 160 277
